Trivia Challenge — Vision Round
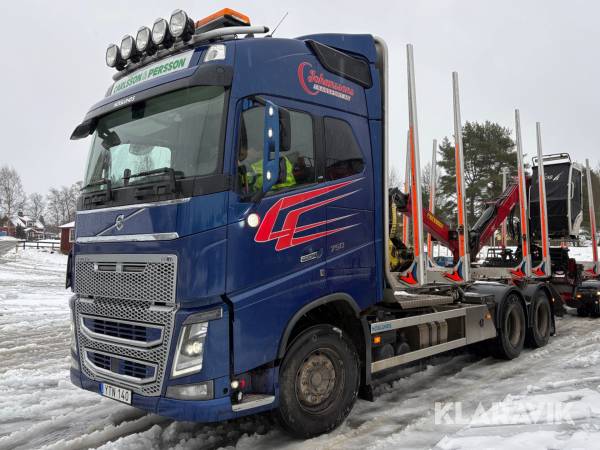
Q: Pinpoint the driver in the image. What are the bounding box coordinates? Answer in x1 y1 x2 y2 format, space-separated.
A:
238 135 296 193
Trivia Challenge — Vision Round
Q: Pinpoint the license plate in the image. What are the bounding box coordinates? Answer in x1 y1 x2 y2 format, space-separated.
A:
100 383 132 405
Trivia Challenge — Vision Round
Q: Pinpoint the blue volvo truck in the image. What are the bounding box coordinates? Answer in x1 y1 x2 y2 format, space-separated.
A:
68 8 554 437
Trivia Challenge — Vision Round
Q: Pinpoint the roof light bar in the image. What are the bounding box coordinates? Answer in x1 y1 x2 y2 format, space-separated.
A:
105 7 260 75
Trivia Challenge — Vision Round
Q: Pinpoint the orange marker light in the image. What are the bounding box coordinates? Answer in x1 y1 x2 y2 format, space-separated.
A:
373 336 382 345
195 8 250 29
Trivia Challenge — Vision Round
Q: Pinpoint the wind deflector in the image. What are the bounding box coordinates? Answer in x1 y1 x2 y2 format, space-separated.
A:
307 40 372 88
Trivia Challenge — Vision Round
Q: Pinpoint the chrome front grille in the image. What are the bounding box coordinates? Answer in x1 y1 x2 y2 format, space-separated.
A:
84 349 157 384
74 254 177 304
73 253 178 397
76 297 176 396
80 314 164 348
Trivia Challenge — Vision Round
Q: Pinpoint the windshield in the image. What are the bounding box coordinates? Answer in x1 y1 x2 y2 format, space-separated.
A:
83 86 226 191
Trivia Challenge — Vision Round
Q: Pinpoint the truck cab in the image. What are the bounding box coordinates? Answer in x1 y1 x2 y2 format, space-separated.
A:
69 8 384 434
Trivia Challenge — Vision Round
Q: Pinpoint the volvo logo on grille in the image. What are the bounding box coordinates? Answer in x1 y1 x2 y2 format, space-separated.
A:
115 214 125 231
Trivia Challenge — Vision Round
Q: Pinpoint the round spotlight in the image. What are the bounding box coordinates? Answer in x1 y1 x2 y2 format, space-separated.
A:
169 9 195 41
120 35 140 62
136 26 156 55
106 44 125 69
152 18 173 48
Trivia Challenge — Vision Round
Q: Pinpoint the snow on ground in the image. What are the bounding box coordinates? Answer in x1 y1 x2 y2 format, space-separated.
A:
2 249 600 449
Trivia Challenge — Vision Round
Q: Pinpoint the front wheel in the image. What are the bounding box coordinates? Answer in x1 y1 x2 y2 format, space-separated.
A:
492 294 526 360
275 325 360 438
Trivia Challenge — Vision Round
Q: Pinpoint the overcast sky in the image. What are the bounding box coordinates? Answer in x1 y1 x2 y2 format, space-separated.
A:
1 0 598 195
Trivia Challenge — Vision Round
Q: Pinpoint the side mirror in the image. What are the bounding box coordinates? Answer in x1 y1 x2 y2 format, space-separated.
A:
262 101 281 193
70 118 97 140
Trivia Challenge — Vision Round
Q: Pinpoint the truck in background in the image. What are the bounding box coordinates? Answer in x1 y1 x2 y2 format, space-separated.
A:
68 7 557 437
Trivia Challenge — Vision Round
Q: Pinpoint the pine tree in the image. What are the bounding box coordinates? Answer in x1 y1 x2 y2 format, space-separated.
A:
437 121 516 227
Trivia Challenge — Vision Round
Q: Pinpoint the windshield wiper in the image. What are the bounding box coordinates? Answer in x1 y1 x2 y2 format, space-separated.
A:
124 167 181 196
81 177 112 204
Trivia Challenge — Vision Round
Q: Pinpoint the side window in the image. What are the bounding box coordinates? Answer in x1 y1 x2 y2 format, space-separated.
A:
237 104 315 196
324 117 365 181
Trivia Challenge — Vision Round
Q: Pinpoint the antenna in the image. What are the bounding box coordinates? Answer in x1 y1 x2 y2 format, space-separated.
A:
270 12 289 37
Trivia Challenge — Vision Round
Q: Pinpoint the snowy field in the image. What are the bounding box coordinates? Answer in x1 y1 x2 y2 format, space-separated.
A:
2 249 600 449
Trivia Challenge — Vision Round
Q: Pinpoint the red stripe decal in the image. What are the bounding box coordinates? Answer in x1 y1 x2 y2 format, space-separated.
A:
255 179 360 251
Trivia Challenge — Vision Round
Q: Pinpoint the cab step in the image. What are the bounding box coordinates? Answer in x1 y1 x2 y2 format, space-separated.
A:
231 394 275 412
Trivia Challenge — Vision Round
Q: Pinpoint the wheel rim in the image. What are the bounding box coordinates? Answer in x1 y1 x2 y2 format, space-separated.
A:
295 349 342 413
506 305 522 347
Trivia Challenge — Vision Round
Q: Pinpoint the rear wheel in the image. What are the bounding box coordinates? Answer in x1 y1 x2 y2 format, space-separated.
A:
525 291 552 348
275 325 360 438
492 294 526 360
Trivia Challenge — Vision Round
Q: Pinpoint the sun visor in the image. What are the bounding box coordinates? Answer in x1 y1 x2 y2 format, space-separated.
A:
72 63 233 134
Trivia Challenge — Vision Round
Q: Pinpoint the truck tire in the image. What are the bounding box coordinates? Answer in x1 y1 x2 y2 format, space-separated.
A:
275 324 360 438
492 294 526 360
577 307 588 317
525 291 551 348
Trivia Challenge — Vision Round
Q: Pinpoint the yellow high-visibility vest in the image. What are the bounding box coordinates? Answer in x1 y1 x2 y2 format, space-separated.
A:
250 157 296 191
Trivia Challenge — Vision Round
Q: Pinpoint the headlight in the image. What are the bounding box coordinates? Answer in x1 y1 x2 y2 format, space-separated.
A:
152 18 173 48
106 44 125 69
172 322 208 377
169 9 195 41
136 26 156 55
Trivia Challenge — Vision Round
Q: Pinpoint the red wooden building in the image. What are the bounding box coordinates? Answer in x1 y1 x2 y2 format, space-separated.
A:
60 221 75 254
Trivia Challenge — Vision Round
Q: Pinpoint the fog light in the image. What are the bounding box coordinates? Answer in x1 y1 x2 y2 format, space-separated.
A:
152 18 173 48
166 381 214 400
169 9 195 41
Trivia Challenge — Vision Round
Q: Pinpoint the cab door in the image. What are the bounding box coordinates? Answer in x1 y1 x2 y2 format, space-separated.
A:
226 97 327 373
322 115 376 307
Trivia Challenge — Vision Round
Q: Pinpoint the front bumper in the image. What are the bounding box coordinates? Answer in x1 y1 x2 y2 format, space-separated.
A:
70 368 277 422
